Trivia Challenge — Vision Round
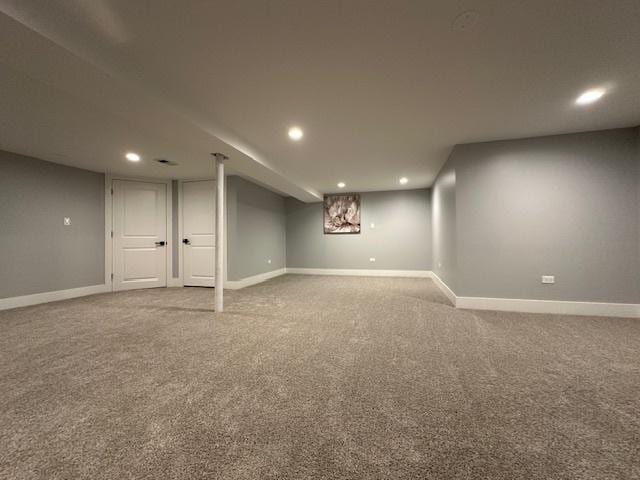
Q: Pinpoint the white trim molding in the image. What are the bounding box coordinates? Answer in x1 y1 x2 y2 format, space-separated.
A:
104 175 112 287
456 296 640 318
429 272 457 306
175 179 184 286
225 268 287 290
428 272 640 318
286 268 433 278
0 284 109 311
167 278 184 288
105 175 173 292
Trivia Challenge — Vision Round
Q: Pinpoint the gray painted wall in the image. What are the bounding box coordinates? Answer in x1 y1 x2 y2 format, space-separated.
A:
226 176 286 281
636 127 640 295
286 189 432 271
637 128 640 282
439 128 640 303
0 150 105 298
431 162 457 290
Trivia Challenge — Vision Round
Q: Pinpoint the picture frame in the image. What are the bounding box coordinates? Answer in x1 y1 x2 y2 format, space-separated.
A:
323 194 361 234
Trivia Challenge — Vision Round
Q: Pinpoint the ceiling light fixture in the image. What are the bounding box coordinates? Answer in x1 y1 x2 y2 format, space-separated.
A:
288 126 303 141
399 177 409 185
575 88 606 105
125 152 141 162
337 182 346 188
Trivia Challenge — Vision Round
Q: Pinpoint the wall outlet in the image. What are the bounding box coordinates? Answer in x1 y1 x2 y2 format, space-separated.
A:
369 257 376 262
63 217 71 226
541 275 555 284
267 259 272 264
370 223 375 229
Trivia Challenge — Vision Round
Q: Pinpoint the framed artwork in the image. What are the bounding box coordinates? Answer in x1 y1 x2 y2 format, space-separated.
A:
323 194 361 234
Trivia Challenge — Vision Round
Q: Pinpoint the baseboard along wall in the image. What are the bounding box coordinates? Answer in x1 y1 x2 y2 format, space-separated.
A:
225 268 288 290
430 272 640 318
0 284 110 311
1 270 637 318
428 272 457 305
286 268 432 278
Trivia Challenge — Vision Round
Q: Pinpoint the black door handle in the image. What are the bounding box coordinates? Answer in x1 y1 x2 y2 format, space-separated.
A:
155 241 166 247
182 238 191 245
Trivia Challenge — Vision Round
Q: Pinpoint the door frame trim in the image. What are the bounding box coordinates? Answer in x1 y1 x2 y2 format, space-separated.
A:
178 178 217 288
105 174 173 292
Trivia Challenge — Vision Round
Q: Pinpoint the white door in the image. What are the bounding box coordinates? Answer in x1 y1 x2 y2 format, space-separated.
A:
112 180 167 291
182 180 216 287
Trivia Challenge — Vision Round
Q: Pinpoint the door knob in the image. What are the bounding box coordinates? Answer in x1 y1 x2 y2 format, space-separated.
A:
155 241 166 247
182 238 191 245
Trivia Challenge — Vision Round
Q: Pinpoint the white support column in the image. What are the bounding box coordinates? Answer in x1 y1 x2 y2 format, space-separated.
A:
213 153 227 312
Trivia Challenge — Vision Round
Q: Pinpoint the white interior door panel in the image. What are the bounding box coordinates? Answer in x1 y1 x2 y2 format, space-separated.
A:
182 180 215 287
112 180 167 291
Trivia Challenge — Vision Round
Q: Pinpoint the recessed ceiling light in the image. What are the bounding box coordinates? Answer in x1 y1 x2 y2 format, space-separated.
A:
337 182 346 188
125 152 141 162
575 88 606 105
399 177 409 185
288 126 303 141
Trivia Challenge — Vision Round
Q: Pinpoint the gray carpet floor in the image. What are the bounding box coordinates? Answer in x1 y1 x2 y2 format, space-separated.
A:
1 275 639 479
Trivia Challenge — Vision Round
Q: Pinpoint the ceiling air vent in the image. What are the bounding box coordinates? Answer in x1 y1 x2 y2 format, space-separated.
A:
155 159 178 166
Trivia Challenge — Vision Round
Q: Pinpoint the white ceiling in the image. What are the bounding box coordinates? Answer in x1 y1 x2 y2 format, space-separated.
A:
1 0 639 201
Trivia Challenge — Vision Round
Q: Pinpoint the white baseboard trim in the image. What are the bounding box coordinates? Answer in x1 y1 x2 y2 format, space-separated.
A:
430 272 457 306
225 268 287 290
3 276 635 319
428 272 639 318
286 268 433 278
167 278 183 288
0 284 110 311
456 296 640 318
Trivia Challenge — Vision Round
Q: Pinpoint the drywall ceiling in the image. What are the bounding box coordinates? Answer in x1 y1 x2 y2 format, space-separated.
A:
0 9 319 201
1 0 639 200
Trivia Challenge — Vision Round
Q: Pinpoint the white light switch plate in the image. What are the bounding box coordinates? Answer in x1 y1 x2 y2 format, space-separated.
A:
541 275 555 284
63 217 71 226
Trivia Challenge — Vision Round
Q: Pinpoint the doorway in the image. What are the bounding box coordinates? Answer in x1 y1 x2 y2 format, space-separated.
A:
182 180 216 287
111 179 168 291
